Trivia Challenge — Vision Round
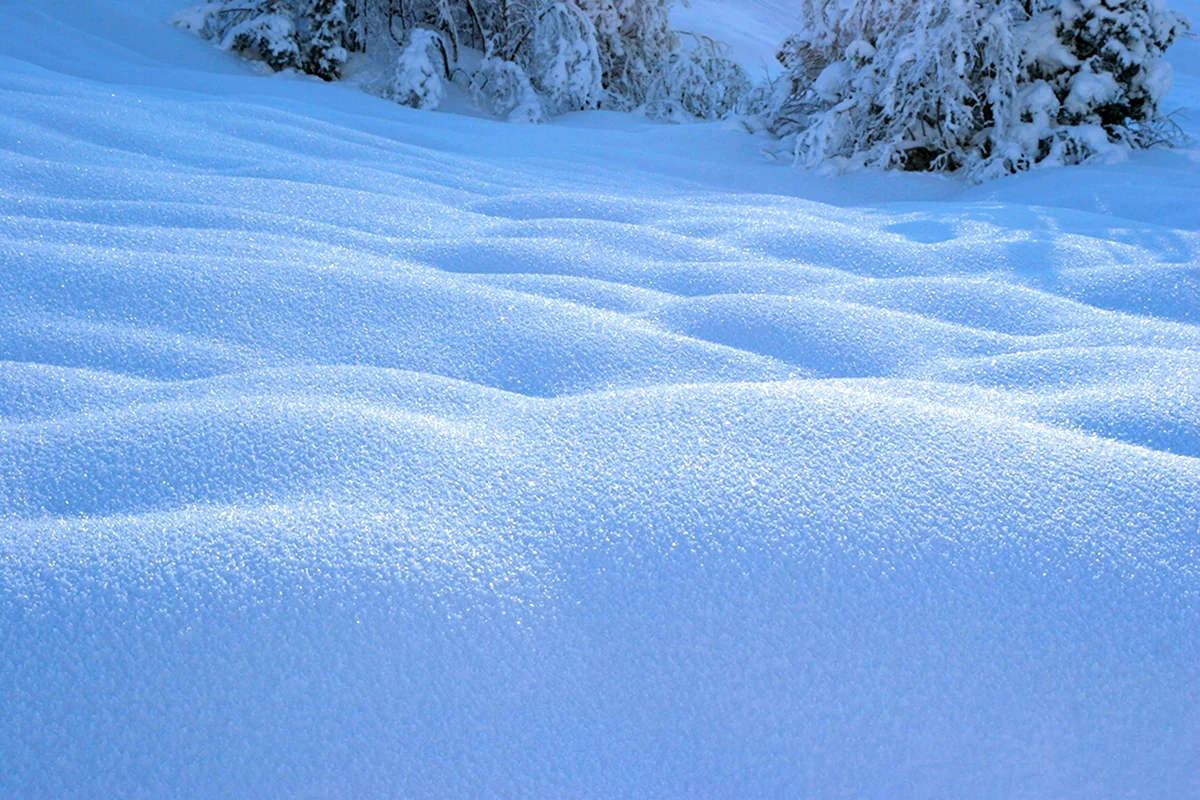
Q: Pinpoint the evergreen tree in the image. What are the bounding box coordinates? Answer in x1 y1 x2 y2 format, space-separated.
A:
768 0 1189 179
302 0 352 80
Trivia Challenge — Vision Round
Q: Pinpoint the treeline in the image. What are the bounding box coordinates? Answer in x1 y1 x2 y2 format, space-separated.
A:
175 0 1189 179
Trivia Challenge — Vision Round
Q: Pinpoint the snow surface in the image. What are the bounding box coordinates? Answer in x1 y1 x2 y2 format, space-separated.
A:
1 0 1199 797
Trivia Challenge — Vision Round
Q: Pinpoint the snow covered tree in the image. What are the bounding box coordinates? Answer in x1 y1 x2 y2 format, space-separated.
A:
768 0 1189 179
573 0 675 107
518 2 604 115
302 0 353 79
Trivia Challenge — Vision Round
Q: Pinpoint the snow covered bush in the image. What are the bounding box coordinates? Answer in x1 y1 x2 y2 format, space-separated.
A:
470 56 548 121
380 28 448 109
175 0 750 122
645 34 754 121
768 0 1190 179
173 0 369 78
174 0 305 72
521 2 605 116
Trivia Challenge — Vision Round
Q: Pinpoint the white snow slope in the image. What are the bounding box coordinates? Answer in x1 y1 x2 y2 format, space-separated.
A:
1 1 1199 797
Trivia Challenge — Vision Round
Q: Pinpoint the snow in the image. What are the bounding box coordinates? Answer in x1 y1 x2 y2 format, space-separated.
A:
1 0 1199 796
1065 65 1120 114
674 0 800 78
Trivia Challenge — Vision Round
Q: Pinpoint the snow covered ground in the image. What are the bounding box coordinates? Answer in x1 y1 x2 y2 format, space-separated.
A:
1 0 1198 796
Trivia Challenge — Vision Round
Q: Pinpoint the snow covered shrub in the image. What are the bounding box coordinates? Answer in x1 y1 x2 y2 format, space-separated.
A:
177 0 752 122
573 0 676 107
646 34 754 121
768 0 1190 179
174 0 304 71
470 56 548 121
519 2 604 115
174 0 365 78
387 0 669 114
380 28 448 109
413 0 746 119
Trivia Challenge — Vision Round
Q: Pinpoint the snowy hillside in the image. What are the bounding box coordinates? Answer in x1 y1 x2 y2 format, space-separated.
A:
1 0 1198 797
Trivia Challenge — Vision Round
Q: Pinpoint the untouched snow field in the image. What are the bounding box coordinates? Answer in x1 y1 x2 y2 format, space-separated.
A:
2 0 1199 796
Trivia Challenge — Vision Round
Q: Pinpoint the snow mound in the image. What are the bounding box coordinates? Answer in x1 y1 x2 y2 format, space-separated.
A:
1 0 1198 796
